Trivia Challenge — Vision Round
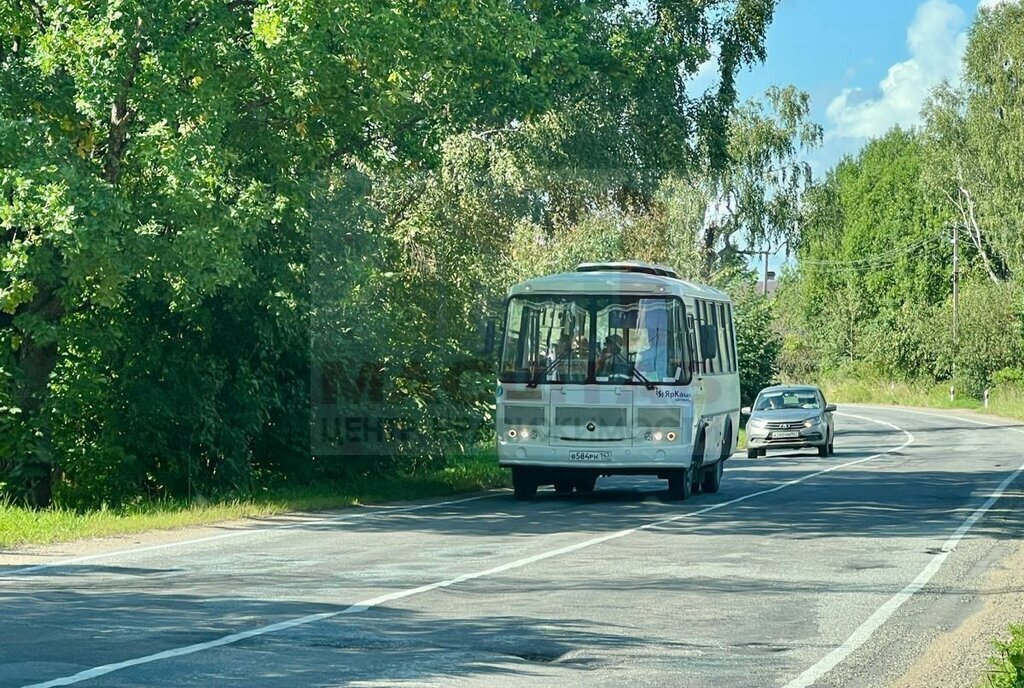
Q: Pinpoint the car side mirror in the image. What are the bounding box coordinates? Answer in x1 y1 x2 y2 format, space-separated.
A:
825 404 837 412
740 406 751 416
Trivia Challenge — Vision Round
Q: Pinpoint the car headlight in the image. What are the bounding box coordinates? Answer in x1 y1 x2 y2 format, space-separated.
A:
803 416 824 428
748 418 768 429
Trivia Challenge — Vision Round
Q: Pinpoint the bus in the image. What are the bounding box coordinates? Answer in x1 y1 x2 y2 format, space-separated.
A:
496 261 740 500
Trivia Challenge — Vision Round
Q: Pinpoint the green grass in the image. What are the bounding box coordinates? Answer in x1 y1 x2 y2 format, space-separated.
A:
982 624 1024 688
820 378 1024 422
0 452 509 550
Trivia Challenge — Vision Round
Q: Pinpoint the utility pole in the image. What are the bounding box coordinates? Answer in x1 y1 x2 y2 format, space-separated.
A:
762 248 770 296
738 242 786 296
952 223 959 377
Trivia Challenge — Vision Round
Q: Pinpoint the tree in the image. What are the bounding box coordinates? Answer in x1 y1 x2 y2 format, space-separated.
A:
1 1 784 506
782 129 952 380
921 1 1024 283
696 86 822 276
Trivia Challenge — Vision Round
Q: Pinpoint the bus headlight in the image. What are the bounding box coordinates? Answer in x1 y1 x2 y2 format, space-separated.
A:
507 428 542 440
643 431 677 442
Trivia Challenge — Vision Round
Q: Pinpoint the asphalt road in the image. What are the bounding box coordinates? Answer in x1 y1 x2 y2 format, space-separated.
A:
2 406 1024 688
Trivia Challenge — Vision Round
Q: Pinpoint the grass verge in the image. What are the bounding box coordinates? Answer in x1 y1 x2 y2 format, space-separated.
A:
982 624 1024 687
0 452 508 551
820 378 1024 422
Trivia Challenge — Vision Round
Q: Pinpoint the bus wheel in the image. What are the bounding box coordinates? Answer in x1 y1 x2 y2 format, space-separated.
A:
667 469 691 501
701 459 723 494
512 467 537 500
553 480 574 495
574 473 597 495
686 428 707 495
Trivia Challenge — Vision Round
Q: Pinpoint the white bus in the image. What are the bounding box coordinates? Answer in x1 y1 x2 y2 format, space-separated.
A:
496 261 740 500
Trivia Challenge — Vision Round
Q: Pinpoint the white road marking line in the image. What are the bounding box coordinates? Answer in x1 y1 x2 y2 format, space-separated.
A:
850 404 1024 434
3 412 889 578
0 492 507 578
783 407 1024 688
21 412 913 688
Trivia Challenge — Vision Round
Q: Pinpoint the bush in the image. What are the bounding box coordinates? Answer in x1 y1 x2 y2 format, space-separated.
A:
983 624 1024 688
732 286 782 406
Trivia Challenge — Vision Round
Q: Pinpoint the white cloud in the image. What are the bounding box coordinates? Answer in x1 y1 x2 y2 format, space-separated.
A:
826 0 968 140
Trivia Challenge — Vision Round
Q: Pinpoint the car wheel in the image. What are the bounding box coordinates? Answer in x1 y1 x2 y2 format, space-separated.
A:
758 449 767 457
512 467 537 500
701 460 723 494
829 440 835 455
817 443 829 457
667 469 691 501
747 448 758 459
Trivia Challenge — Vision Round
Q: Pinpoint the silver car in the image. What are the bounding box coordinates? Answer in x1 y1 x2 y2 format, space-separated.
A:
742 385 836 458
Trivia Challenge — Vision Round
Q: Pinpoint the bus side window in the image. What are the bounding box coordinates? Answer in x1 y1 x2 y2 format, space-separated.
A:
686 312 700 375
696 303 712 376
710 303 720 374
729 303 737 372
716 303 729 374
695 300 707 374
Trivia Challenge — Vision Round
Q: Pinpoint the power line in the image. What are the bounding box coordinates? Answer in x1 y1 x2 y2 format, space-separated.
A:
796 231 948 267
798 241 950 274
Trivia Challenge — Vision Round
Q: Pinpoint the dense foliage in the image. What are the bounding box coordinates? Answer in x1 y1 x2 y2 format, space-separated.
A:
777 3 1024 400
1 0 790 507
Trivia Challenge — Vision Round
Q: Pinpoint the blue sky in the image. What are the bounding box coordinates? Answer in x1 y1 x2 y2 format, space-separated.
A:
730 0 1006 176
710 0 1013 274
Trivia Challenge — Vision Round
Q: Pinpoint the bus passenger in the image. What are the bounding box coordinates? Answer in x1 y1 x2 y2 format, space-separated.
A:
597 334 623 375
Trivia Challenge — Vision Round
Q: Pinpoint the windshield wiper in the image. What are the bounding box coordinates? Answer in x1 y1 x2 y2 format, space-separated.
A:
527 351 571 388
609 351 656 391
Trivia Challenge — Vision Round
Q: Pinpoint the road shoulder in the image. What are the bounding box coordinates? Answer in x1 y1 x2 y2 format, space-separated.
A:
891 512 1024 687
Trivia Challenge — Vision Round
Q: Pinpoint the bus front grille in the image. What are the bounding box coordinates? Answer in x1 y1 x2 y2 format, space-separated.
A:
554 407 628 428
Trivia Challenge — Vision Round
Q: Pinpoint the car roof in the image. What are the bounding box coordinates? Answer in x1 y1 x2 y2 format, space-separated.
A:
758 385 821 394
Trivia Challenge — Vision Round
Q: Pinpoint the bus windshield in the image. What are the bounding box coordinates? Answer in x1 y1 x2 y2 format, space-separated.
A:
499 295 691 385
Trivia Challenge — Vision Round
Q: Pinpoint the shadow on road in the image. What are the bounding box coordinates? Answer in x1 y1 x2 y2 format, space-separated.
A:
0 590 657 688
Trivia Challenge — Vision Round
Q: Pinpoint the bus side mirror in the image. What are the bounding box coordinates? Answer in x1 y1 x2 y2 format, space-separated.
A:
699 324 718 360
482 318 497 355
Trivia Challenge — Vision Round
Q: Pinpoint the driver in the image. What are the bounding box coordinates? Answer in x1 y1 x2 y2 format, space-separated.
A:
596 334 624 375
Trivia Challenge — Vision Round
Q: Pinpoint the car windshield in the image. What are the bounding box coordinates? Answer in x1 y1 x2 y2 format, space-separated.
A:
755 391 821 411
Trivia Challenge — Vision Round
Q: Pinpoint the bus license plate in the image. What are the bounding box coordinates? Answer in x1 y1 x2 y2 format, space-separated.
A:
771 430 799 439
569 451 610 462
